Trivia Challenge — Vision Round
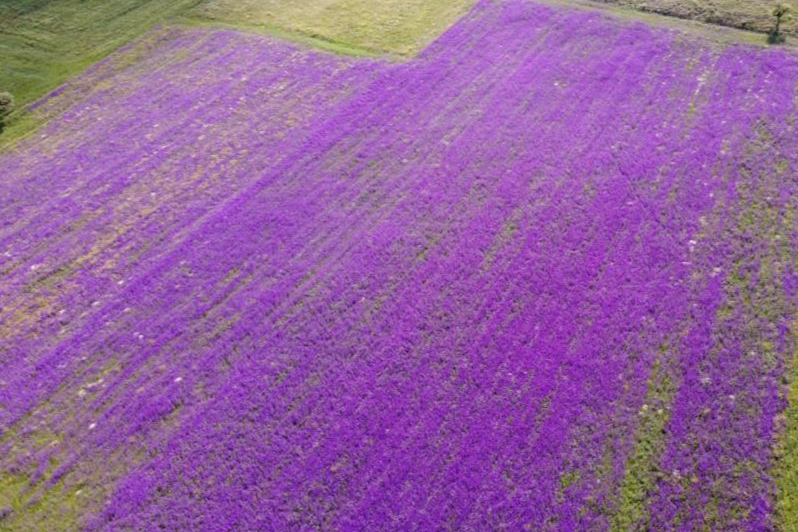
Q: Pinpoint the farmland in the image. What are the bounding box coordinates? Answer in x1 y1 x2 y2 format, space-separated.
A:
0 0 795 143
3 0 798 530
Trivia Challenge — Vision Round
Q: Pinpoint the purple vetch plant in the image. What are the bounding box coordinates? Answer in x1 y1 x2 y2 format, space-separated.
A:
1 0 798 530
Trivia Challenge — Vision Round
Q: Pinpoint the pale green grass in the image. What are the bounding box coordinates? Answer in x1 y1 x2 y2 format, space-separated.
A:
189 0 477 56
612 354 675 532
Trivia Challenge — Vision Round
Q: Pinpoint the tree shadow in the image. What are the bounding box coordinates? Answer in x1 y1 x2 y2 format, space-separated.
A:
768 29 787 44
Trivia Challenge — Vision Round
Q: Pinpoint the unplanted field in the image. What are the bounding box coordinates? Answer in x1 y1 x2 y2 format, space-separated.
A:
191 0 477 55
2 0 798 530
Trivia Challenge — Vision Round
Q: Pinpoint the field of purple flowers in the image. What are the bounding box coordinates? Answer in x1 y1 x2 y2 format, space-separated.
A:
2 0 798 530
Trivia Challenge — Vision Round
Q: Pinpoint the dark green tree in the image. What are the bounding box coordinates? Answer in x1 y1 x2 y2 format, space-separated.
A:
769 4 792 44
0 92 13 133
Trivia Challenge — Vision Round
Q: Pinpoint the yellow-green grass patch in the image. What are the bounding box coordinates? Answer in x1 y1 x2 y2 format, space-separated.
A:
189 0 477 56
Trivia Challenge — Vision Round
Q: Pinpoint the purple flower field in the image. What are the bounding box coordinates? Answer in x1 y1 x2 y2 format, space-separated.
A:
2 0 798 530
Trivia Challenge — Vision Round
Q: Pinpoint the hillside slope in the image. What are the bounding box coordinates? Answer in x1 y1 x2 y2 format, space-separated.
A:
2 0 798 530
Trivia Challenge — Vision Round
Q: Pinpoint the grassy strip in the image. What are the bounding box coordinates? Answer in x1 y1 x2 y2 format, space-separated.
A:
611 353 676 532
775 318 798 530
175 16 385 58
0 466 88 532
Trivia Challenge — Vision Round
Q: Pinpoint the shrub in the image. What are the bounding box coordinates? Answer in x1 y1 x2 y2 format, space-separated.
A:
0 92 14 133
769 4 792 44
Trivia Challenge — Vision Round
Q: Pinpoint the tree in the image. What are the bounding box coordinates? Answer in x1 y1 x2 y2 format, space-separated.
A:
0 92 13 133
769 4 792 44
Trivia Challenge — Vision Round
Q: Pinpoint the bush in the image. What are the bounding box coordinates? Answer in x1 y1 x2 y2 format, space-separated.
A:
769 4 792 44
0 92 13 133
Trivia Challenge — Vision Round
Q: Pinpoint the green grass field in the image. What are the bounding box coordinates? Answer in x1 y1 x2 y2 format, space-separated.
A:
0 0 202 108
